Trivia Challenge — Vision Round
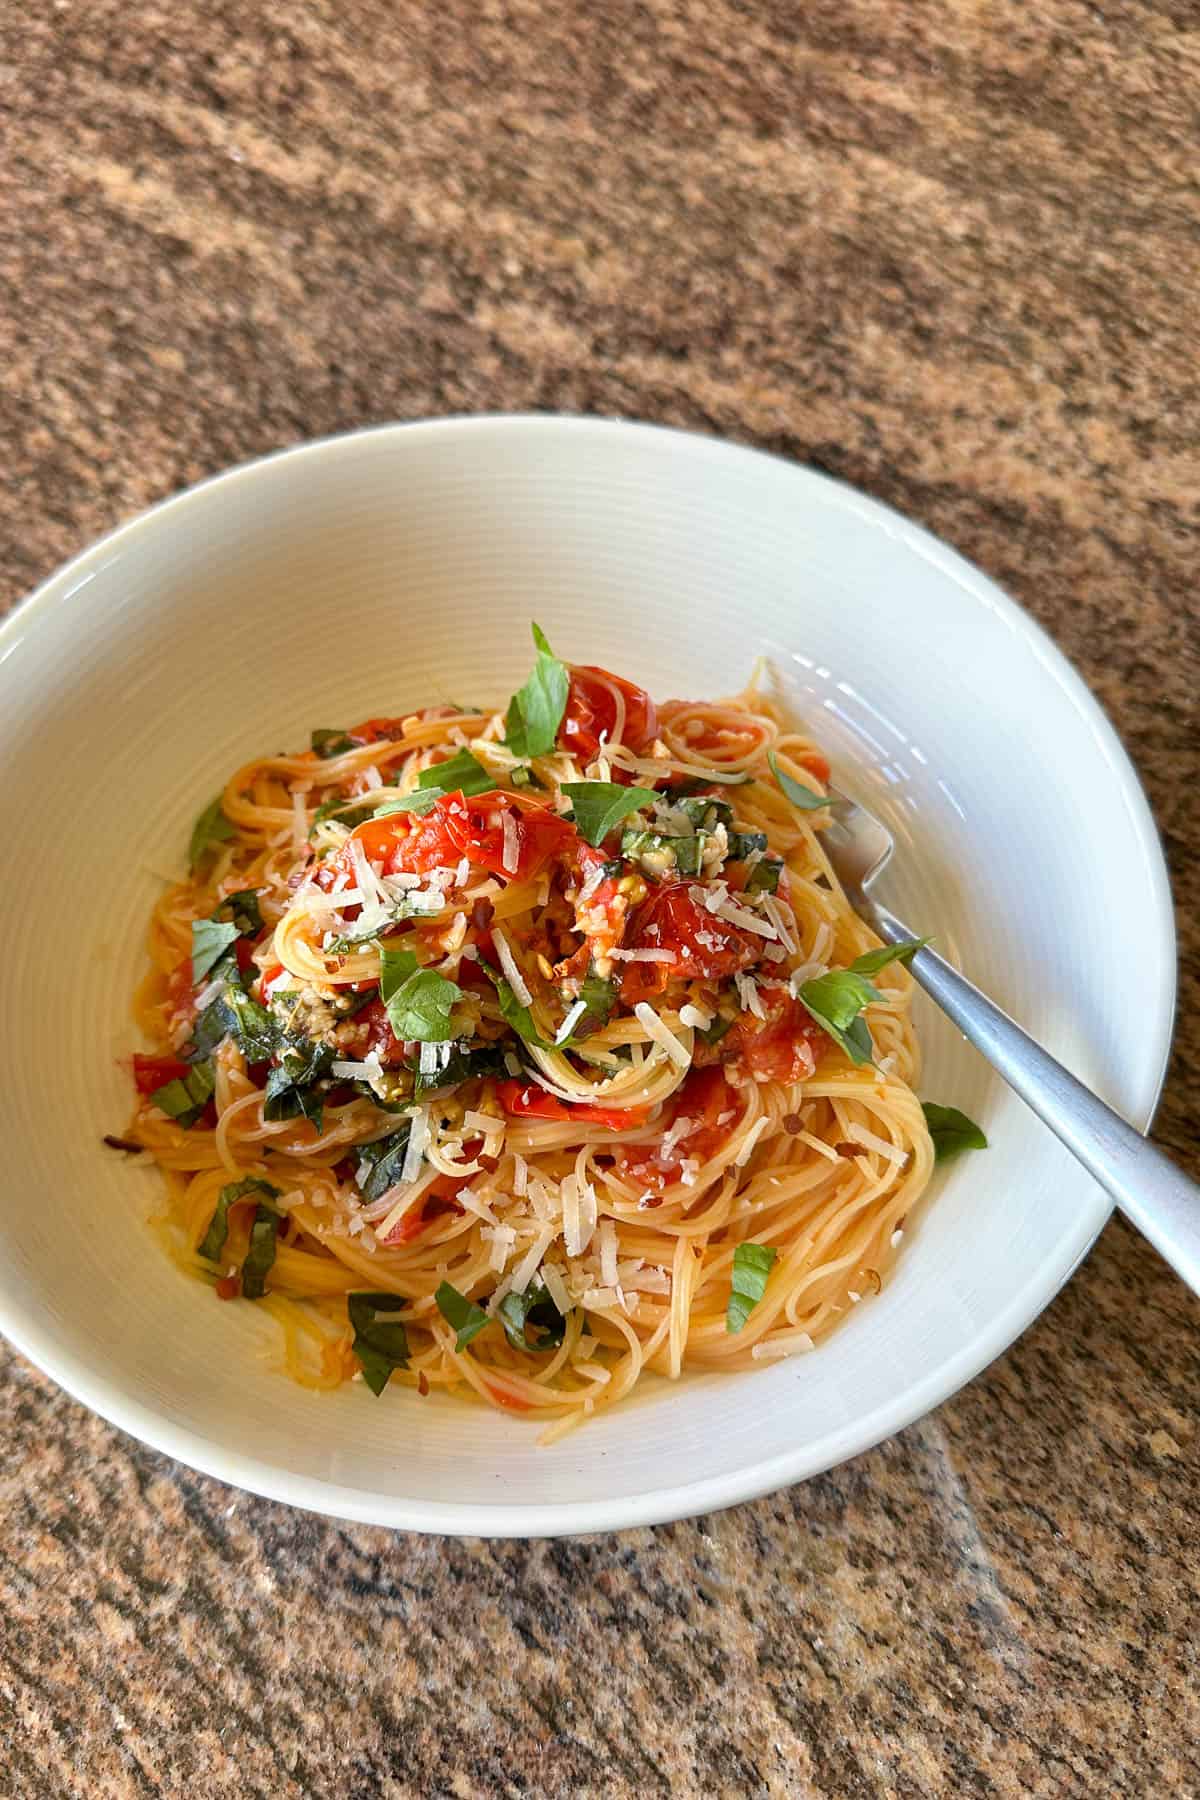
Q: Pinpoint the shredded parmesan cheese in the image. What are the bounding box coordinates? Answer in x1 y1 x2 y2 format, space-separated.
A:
401 1105 429 1183
735 1115 770 1166
678 1002 713 1031
493 926 532 1008
633 1002 692 1070
846 1123 908 1166
501 809 520 875
555 999 588 1045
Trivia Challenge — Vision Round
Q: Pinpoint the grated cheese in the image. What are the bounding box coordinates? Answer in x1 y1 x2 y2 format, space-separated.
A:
456 856 471 887
678 1002 713 1031
291 786 309 852
512 1151 528 1196
751 1332 815 1361
599 1219 619 1288
401 1105 429 1183
539 1264 571 1315
717 897 777 939
761 895 797 951
609 947 675 963
510 1224 558 1294
555 999 588 1045
846 1123 908 1166
501 809 520 874
493 926 532 1007
633 1002 692 1070
734 973 765 1020
734 1115 770 1167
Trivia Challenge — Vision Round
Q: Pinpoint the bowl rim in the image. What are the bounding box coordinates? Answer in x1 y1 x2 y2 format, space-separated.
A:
1 414 1177 1535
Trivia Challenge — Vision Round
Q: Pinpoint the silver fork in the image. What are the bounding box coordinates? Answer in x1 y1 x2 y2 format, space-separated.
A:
822 790 1199 1295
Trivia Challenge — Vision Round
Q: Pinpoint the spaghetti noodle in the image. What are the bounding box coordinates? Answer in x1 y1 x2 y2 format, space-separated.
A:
125 627 941 1438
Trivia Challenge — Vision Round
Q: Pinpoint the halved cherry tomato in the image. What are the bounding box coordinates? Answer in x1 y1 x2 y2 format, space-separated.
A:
796 748 831 785
354 998 408 1067
349 789 576 885
613 1066 737 1191
132 1054 190 1096
258 961 285 997
495 1080 651 1131
618 882 759 1003
726 993 828 1083
380 1192 463 1246
559 666 658 760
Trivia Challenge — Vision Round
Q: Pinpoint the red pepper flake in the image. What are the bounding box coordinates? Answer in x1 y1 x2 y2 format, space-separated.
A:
215 1275 241 1301
782 1113 804 1135
417 1370 430 1397
472 896 495 932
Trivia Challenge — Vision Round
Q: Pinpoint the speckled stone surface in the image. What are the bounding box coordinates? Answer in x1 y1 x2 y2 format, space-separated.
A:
2 3 1198 1794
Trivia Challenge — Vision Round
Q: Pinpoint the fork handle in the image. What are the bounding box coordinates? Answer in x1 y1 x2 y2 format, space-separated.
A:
869 903 1199 1294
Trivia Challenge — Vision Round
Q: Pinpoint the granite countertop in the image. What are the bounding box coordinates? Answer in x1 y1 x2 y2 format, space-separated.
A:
3 3 1198 1794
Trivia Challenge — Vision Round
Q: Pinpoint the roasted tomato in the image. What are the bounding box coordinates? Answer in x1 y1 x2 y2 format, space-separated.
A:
725 992 829 1083
613 1066 738 1192
496 1079 651 1131
559 666 658 760
349 789 576 884
132 1054 191 1096
617 882 759 1003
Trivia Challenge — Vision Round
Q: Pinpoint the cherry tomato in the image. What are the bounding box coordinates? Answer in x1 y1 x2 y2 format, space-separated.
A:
796 748 831 785
355 998 408 1067
728 993 828 1083
496 1080 651 1130
380 1191 463 1246
350 790 576 885
617 882 759 1003
132 1054 191 1096
614 1066 737 1191
559 666 658 760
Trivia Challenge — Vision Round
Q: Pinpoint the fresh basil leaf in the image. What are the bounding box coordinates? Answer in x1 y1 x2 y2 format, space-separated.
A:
417 750 495 798
621 828 694 873
209 889 263 936
348 1292 411 1395
768 751 834 811
356 1127 413 1200
503 621 569 758
726 1242 777 1333
434 1281 491 1351
189 795 236 870
796 968 881 1067
850 939 930 976
312 728 356 758
148 1060 216 1130
509 765 539 790
198 1176 281 1263
744 855 783 896
191 917 240 985
493 972 553 1049
380 946 461 1044
922 1102 988 1162
498 1281 566 1351
371 789 442 819
562 781 659 848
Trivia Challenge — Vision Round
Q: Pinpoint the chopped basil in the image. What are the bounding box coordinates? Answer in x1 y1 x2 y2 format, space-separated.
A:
210 889 263 936
726 829 769 861
503 622 569 758
198 1176 281 1263
509 765 539 789
148 1060 216 1129
263 1032 334 1129
922 1102 988 1161
310 795 376 833
562 781 659 848
671 795 734 832
434 1281 491 1351
577 964 617 1032
700 1012 734 1046
240 1204 282 1298
796 968 879 1066
495 973 553 1049
355 1127 413 1200
499 1281 566 1351
348 1292 411 1395
849 939 929 976
415 1041 506 1097
191 917 239 985
744 855 783 896
188 794 236 870
312 728 356 758
768 751 834 811
621 827 695 873
221 986 278 1062
417 749 495 798
380 945 462 1044
726 1242 777 1333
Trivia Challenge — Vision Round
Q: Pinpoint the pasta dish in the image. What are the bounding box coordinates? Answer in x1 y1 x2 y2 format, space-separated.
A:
123 626 980 1437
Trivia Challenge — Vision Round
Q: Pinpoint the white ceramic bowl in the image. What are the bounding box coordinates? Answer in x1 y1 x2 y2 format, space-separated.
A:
0 418 1174 1535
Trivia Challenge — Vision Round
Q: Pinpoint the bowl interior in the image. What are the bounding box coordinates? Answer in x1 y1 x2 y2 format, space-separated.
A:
0 419 1174 1532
